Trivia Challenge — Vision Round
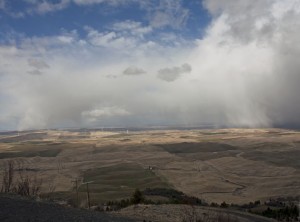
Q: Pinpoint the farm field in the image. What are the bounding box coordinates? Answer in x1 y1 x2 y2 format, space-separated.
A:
0 128 299 205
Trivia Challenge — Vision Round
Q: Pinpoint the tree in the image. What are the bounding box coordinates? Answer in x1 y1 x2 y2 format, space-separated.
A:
1 160 42 197
1 160 15 193
131 188 144 204
220 201 228 208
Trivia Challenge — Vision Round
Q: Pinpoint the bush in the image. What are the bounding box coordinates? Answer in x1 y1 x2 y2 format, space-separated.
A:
1 160 14 193
131 188 144 204
261 204 299 221
143 188 203 205
181 205 240 222
220 201 229 208
1 160 42 197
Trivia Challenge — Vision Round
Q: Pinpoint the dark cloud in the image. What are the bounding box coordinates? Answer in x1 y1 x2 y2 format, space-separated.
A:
123 66 146 75
157 63 191 82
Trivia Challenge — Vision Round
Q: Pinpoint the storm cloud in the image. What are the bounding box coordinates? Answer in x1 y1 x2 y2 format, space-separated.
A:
1 0 300 130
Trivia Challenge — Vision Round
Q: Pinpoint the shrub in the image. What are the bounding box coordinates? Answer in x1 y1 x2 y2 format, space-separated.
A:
1 160 42 197
131 188 144 204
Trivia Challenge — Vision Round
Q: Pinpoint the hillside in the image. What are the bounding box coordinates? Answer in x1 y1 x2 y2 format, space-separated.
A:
0 194 135 222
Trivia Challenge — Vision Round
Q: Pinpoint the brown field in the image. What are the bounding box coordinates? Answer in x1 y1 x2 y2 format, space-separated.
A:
0 128 299 205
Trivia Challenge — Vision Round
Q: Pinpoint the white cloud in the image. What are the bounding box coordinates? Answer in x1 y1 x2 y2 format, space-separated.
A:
28 58 49 69
72 0 130 5
142 0 189 29
22 0 135 15
73 0 190 30
82 106 131 123
31 0 70 14
86 29 136 49
0 0 25 18
112 20 152 37
3 0 189 33
73 0 105 4
1 0 300 130
271 0 300 19
84 26 158 55
57 35 74 44
18 108 47 130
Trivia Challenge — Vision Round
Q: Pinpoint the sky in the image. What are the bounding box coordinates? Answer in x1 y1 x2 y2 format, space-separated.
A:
0 0 300 130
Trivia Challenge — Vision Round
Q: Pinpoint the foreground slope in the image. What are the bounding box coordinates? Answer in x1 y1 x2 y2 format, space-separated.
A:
0 195 135 222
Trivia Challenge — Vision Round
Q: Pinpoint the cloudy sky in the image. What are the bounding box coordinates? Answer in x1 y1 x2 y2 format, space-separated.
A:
0 0 300 130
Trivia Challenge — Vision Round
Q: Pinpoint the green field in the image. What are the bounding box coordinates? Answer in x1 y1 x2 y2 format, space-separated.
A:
0 142 94 159
0 148 61 159
76 163 170 204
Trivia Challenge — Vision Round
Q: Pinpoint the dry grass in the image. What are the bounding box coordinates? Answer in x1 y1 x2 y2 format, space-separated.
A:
113 204 260 222
0 128 299 205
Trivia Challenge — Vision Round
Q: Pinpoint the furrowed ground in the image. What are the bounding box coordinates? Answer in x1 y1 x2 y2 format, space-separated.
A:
0 128 299 206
